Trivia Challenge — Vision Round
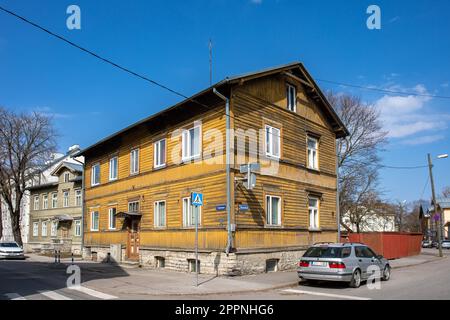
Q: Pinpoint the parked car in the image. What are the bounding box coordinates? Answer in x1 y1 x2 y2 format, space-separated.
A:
297 243 391 288
0 242 25 259
422 240 433 248
441 240 450 249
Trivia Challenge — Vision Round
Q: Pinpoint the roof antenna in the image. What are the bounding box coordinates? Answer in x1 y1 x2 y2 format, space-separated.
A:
209 38 213 85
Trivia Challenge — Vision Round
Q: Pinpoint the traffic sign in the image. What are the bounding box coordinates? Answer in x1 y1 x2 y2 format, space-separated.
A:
191 192 203 207
239 163 260 173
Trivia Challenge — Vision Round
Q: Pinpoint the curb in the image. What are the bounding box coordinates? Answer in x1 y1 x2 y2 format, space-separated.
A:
390 255 445 270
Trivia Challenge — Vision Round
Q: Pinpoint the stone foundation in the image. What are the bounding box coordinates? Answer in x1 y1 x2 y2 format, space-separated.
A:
83 245 306 275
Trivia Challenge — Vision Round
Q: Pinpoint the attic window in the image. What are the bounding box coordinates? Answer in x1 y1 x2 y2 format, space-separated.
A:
64 172 70 183
287 84 297 112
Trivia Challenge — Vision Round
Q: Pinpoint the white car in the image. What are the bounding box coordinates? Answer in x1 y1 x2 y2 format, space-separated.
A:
0 242 25 259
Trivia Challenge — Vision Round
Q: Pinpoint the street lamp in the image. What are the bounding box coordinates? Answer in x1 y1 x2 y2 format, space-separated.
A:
427 153 448 258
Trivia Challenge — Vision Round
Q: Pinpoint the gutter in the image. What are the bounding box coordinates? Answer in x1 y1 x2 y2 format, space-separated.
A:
212 88 233 255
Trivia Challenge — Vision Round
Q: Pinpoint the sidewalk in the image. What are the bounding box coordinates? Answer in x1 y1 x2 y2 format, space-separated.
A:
25 251 444 296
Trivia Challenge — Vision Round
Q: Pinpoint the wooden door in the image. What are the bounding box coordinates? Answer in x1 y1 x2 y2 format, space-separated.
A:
127 218 140 260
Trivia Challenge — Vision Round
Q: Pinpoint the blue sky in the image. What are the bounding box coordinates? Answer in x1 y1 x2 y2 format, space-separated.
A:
0 0 449 202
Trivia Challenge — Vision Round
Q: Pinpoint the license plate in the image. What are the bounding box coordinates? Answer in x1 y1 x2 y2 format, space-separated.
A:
311 261 327 267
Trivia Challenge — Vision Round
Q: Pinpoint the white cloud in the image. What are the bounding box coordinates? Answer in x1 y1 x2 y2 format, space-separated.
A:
373 84 449 142
402 135 445 145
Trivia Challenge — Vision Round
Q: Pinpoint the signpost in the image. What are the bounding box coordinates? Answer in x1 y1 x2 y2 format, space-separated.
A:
191 192 203 287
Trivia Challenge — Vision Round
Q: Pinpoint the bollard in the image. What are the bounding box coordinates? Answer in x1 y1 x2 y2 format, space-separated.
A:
57 250 61 264
71 252 74 265
54 250 57 264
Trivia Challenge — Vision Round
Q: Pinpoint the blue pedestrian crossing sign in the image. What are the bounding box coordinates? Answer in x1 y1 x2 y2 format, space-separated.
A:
191 192 203 207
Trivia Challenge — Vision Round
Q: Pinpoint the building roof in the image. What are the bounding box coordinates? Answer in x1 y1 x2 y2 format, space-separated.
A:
50 161 83 176
26 181 58 191
428 198 450 212
76 62 349 158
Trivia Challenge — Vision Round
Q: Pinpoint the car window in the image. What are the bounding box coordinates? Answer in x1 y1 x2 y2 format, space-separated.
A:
355 246 365 258
303 246 347 258
342 247 352 258
362 247 376 258
0 242 19 248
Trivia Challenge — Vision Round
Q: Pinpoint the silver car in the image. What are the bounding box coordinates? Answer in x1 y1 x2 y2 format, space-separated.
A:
298 243 391 288
441 240 450 249
0 241 25 259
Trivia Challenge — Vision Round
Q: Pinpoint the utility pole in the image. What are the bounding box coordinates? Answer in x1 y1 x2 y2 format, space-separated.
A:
428 153 443 257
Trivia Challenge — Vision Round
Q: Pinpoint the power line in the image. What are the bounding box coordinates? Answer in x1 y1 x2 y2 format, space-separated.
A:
0 5 442 172
316 79 450 100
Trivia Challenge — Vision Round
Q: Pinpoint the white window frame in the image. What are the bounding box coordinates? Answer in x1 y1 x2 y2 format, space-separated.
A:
91 163 100 186
90 211 99 231
51 193 58 209
308 197 320 229
182 125 202 161
109 156 118 181
266 195 281 226
75 189 82 207
182 197 201 227
154 200 166 228
265 125 281 159
41 221 47 237
154 139 166 169
307 136 319 170
108 208 116 230
33 222 39 237
51 220 58 237
63 172 70 183
128 201 140 213
287 84 297 112
43 194 48 209
130 149 140 175
33 195 39 210
63 190 69 208
74 220 81 237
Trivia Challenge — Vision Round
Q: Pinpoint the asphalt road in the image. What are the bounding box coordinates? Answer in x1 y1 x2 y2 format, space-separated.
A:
1 252 449 300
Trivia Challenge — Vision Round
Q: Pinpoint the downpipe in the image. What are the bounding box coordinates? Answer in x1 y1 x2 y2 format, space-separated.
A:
212 88 233 255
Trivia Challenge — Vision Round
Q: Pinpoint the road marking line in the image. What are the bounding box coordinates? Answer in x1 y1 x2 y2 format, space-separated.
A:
40 290 72 300
68 286 117 300
5 293 26 300
283 288 371 300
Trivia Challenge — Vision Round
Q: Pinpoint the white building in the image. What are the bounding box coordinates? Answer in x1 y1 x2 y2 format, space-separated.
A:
342 209 397 233
0 145 83 251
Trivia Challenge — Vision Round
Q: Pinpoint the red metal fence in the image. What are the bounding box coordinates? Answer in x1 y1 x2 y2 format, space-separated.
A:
342 232 422 260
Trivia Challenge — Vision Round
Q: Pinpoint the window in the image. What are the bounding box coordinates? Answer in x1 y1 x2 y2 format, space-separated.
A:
43 194 48 209
154 201 166 227
63 191 69 207
109 156 118 181
183 197 201 227
63 172 70 183
91 163 100 186
182 126 201 161
91 211 99 231
266 195 281 226
51 193 58 208
75 189 82 206
287 84 297 112
154 139 166 168
33 196 39 210
307 137 319 170
33 222 39 237
41 222 47 237
265 125 280 158
308 197 319 229
75 220 81 237
51 221 58 237
128 201 140 213
130 149 139 175
108 208 116 230
355 246 365 258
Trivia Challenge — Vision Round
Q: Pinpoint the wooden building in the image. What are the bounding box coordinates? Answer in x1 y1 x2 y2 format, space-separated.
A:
78 62 348 274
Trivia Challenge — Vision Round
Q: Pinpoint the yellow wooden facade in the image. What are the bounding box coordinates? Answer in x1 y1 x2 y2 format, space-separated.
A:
81 63 347 256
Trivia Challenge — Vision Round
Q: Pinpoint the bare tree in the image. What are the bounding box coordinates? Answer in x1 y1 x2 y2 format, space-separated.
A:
441 186 450 198
0 107 57 245
328 93 388 232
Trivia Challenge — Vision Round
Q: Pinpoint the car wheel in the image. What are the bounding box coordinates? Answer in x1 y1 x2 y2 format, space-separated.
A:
349 269 361 288
382 265 391 281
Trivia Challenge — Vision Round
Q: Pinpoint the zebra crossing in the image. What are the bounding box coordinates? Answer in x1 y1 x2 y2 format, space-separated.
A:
3 286 118 300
